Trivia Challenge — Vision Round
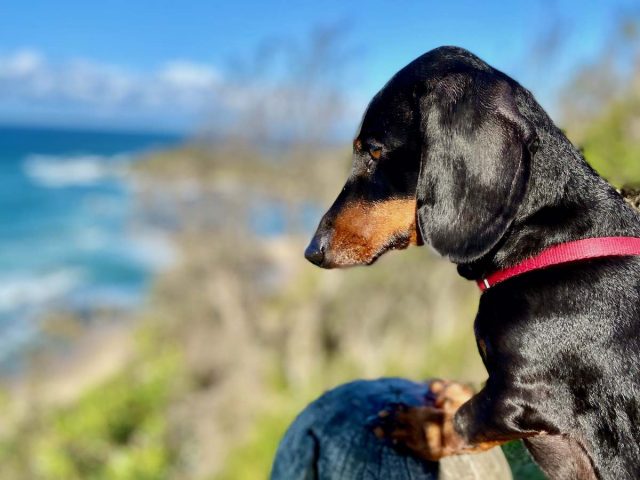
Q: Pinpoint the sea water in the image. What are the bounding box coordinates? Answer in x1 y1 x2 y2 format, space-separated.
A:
0 125 181 368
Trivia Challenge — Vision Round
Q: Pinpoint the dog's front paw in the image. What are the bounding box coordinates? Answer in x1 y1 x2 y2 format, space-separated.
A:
374 380 475 461
375 402 446 461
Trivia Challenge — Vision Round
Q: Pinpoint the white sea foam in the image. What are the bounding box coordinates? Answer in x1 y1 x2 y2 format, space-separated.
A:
0 269 83 313
23 153 130 187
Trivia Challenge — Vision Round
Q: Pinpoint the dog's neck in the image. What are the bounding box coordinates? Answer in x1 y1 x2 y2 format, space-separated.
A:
457 131 640 281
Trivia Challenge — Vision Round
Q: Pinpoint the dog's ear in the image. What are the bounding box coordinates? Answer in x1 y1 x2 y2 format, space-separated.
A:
416 72 538 263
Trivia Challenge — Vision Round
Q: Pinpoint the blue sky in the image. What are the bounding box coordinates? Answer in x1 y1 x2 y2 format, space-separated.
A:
0 0 637 133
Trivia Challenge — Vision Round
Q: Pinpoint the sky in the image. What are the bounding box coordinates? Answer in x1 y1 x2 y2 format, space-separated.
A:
0 0 638 134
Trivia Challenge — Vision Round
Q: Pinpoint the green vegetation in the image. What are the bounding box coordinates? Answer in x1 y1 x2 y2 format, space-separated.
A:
580 95 640 186
502 441 547 480
0 336 182 480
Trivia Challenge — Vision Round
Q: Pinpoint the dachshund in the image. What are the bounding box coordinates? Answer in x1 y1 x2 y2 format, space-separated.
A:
304 46 640 480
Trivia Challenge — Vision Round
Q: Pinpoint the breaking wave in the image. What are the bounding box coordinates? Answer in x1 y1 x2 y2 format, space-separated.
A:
0 269 84 313
23 153 130 188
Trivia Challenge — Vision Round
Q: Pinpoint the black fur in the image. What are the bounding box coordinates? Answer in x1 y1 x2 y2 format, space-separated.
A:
416 69 538 262
306 46 640 479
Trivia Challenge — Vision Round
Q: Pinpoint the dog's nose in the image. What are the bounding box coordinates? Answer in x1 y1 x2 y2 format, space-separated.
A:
304 239 325 266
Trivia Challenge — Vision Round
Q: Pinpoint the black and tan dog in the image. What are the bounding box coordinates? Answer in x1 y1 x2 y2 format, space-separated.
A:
304 46 640 479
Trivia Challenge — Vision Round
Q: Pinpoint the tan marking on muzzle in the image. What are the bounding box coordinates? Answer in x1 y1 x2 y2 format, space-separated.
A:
327 198 419 266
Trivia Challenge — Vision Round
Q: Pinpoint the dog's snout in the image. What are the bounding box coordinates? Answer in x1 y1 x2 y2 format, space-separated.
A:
304 237 325 266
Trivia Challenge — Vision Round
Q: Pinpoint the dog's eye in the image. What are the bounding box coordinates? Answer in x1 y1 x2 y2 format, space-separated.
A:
369 146 382 160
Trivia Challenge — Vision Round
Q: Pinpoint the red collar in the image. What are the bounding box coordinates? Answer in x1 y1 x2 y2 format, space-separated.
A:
477 236 640 291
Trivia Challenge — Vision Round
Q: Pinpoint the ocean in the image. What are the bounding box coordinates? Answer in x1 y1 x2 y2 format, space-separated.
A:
0 125 181 368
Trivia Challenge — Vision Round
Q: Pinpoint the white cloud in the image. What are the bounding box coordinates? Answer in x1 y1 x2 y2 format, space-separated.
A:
0 49 221 114
159 61 219 89
0 49 44 76
0 48 354 137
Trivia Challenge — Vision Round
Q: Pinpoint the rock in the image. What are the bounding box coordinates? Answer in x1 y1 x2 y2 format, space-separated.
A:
270 377 512 480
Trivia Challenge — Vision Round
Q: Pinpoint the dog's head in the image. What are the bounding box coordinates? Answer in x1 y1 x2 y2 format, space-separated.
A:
305 46 539 268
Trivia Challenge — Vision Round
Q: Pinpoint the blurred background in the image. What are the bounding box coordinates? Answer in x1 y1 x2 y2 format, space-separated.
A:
0 1 639 478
